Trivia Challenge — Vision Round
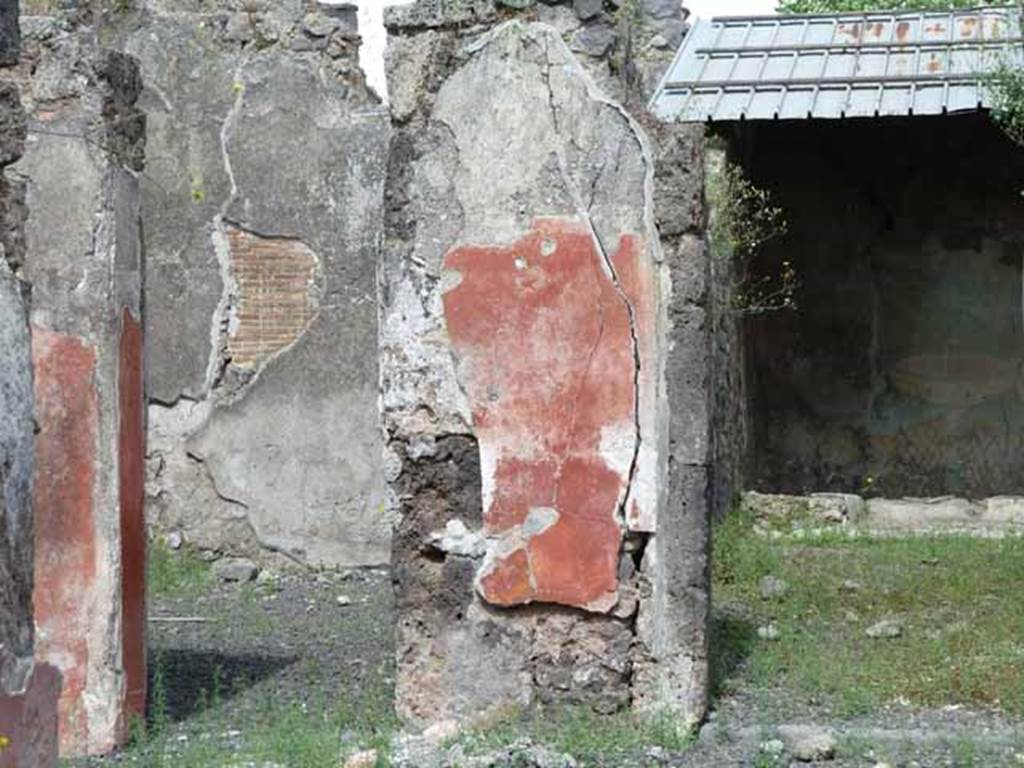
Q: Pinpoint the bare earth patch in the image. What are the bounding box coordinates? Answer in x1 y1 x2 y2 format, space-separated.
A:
75 526 1024 766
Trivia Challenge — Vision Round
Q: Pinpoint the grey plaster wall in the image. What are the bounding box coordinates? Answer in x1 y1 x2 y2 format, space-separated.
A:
739 116 1024 500
101 0 390 567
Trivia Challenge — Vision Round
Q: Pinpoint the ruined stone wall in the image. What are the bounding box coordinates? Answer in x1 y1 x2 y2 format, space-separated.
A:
382 0 710 727
704 143 750 521
99 0 390 568
0 68 30 677
0 6 61 766
630 118 712 716
740 116 1024 500
9 17 145 755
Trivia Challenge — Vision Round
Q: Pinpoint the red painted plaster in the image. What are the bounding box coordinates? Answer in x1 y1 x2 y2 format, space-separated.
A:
442 218 646 611
31 329 98 751
612 228 659 532
0 662 61 768
118 310 146 733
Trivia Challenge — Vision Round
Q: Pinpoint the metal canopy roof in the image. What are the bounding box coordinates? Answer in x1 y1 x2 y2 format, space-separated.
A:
651 6 1024 122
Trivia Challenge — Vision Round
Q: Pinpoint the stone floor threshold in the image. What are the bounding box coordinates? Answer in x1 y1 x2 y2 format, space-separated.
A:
742 490 1024 536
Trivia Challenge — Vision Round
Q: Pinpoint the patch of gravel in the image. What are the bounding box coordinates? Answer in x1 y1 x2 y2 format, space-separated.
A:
675 693 1024 767
76 566 393 765
148 567 392 719
77 566 1024 767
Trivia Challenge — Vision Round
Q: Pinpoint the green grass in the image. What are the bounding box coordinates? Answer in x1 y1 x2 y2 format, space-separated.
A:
233 582 277 637
146 539 215 600
99 516 1024 766
112 563 396 767
834 731 1024 766
456 705 695 765
121 548 396 767
110 658 397 768
751 751 784 768
713 508 1024 716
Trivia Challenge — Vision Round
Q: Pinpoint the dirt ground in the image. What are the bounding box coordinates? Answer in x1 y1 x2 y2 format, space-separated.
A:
74 528 1024 767
72 566 395 767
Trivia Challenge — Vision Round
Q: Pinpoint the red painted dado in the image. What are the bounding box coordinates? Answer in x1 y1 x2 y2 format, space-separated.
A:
611 225 659 533
442 218 649 611
117 310 146 733
0 662 61 768
31 329 99 751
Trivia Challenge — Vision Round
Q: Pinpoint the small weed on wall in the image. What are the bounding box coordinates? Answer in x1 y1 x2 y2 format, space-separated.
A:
705 143 796 315
987 62 1024 146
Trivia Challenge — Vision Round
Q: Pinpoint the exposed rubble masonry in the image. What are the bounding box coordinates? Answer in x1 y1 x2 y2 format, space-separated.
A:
31 329 98 750
117 310 145 724
225 226 320 369
442 217 655 613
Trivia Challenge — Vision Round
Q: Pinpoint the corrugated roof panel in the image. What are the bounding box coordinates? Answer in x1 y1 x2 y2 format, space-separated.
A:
775 19 808 45
733 53 768 80
703 55 735 81
717 90 752 120
880 83 912 114
846 85 881 117
948 82 984 112
806 18 837 45
815 86 848 117
748 88 785 117
912 82 946 113
650 5 1024 122
825 52 857 79
778 87 814 119
746 22 779 47
951 46 981 74
763 52 798 80
793 50 827 78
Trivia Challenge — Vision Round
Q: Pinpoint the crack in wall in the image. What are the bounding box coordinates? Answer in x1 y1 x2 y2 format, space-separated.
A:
539 37 644 527
185 450 309 567
207 57 248 397
203 84 325 402
542 18 668 536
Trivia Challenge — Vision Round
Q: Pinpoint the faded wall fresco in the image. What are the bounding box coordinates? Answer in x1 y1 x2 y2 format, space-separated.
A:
741 115 1024 498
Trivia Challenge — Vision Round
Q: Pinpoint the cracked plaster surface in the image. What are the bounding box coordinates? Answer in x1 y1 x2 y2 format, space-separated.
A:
124 15 390 567
394 20 665 612
443 219 642 612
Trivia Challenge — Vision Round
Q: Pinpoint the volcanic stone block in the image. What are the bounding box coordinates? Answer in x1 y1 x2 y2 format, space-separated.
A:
12 24 145 756
0 179 30 693
0 2 17 66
